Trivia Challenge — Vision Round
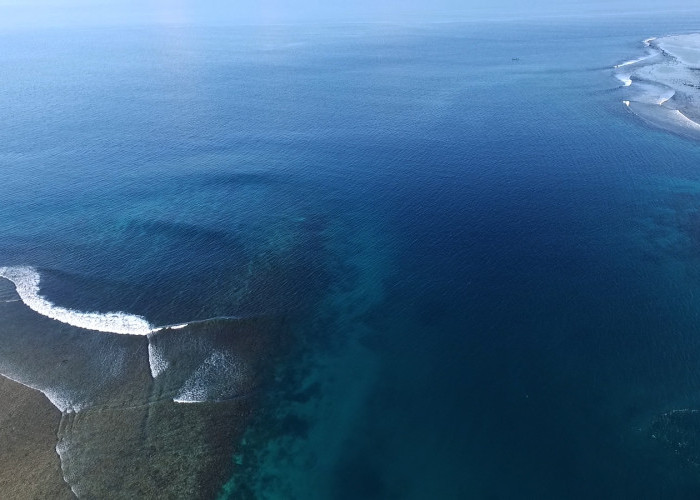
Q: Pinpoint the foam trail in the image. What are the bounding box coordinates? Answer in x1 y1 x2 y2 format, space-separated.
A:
674 110 700 130
0 266 153 335
615 73 632 86
612 37 662 90
0 371 78 413
658 89 675 105
614 58 642 68
55 437 81 498
147 340 169 378
614 53 654 69
158 316 239 330
173 351 248 404
166 323 188 330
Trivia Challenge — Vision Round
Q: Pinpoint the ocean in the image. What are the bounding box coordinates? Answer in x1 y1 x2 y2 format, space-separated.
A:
4 13 700 499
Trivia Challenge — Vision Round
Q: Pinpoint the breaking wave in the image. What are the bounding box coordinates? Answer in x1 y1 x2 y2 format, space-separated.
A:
0 266 154 335
173 351 250 403
614 33 700 140
614 54 653 69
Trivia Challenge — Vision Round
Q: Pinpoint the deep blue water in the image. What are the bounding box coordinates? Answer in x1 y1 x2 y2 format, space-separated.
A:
5 13 700 499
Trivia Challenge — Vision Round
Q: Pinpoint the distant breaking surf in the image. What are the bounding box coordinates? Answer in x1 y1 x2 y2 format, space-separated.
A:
613 34 700 139
0 266 154 335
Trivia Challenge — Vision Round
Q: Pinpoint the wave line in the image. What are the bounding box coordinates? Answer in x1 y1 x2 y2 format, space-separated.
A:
0 266 153 335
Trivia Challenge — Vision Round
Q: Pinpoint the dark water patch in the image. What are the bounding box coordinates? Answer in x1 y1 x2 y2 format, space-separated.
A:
0 278 18 302
333 456 387 500
286 381 321 404
276 414 311 440
33 211 329 325
650 409 700 467
216 304 335 498
120 219 246 251
218 217 388 498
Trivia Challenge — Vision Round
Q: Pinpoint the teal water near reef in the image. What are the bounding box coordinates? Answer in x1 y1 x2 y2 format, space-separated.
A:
5 14 700 498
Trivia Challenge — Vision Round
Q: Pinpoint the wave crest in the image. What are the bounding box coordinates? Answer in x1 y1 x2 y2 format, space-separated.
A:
0 266 153 335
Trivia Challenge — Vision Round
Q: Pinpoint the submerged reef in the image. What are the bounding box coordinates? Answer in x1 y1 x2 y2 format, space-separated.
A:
615 34 700 140
0 262 309 498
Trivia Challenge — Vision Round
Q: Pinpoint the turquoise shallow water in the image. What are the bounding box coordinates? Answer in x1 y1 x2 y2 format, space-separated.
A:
5 13 700 498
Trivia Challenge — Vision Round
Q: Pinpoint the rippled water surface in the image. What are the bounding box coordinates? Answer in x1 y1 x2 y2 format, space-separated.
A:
5 15 700 498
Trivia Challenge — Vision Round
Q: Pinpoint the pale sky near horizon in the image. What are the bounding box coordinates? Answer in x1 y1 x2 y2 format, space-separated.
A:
2 0 700 27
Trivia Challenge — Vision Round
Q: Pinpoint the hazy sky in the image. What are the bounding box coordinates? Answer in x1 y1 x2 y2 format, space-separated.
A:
2 0 699 27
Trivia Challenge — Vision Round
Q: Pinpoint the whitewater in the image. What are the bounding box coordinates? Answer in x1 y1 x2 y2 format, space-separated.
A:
613 33 700 139
0 266 154 335
0 265 246 413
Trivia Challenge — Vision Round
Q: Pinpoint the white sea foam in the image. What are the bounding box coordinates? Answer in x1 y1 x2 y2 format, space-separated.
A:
612 38 662 89
623 100 700 141
0 266 248 389
166 323 189 330
658 89 675 105
674 110 700 130
173 351 247 403
615 73 633 86
147 340 169 378
656 34 700 66
0 266 242 339
43 388 83 413
0 371 79 413
615 33 700 139
55 435 82 498
614 60 635 68
614 56 645 68
0 266 154 335
614 52 655 69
